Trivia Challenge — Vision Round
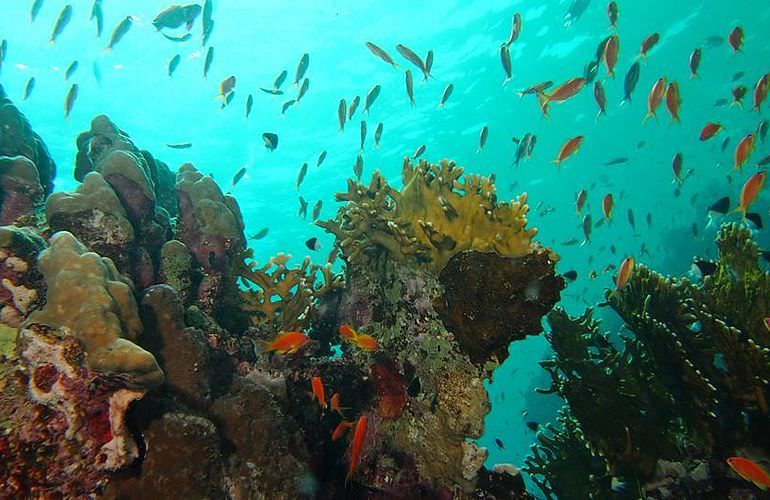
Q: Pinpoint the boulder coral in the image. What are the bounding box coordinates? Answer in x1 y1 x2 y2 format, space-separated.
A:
27 231 163 388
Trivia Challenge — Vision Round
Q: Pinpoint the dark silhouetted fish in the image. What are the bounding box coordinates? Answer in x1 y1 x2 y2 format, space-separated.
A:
495 438 505 450
259 87 284 95
746 212 763 229
166 142 193 149
359 120 367 151
294 53 309 86
263 132 278 151
296 78 309 103
231 166 247 187
365 41 398 67
500 43 512 86
563 270 578 281
396 44 426 76
64 83 78 119
564 0 591 28
249 228 269 240
305 237 321 251
413 144 426 159
374 123 383 148
525 421 540 431
106 16 133 51
203 46 214 78
405 69 415 106
90 0 103 37
281 99 296 115
64 60 78 81
584 60 599 84
338 99 346 132
296 163 308 188
354 155 363 181
312 200 322 221
49 4 73 44
604 157 629 166
161 32 192 42
622 62 640 104
23 77 35 101
245 94 253 118
273 69 287 89
364 85 381 113
168 54 181 77
438 83 454 107
298 196 308 219
317 151 327 167
153 3 201 31
31 0 44 23
348 95 360 120
201 0 214 46
478 125 488 153
692 260 717 277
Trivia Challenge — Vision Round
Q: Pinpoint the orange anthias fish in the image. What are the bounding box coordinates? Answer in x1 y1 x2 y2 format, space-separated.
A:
332 420 353 441
615 256 635 290
734 133 755 171
602 193 614 221
699 122 724 141
576 188 588 215
330 393 349 416
727 456 770 491
665 81 681 123
537 77 586 116
604 34 619 77
753 74 770 112
638 33 660 60
347 415 368 484
736 171 766 215
339 323 379 352
554 136 584 167
643 77 667 123
311 376 326 409
728 26 744 52
264 331 310 354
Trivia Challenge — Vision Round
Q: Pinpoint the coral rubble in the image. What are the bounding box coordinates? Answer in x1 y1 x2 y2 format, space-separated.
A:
525 224 770 498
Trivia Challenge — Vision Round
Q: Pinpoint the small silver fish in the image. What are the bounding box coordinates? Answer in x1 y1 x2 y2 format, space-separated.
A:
107 16 133 51
298 196 308 220
296 78 310 103
160 32 192 42
374 123 383 148
203 46 214 78
438 83 454 107
359 120 367 151
245 94 253 118
500 43 512 86
296 162 308 188
506 13 522 46
354 155 363 181
477 125 488 153
220 90 235 109
338 99 346 132
23 77 35 100
364 84 381 114
281 99 296 114
405 69 415 107
232 166 247 187
50 4 73 44
168 54 181 77
317 150 327 167
348 95 360 120
64 60 78 81
365 41 398 67
396 44 426 78
250 228 269 240
273 69 288 89
424 50 434 80
31 0 44 23
581 213 592 244
260 87 284 95
294 53 309 86
64 83 78 118
166 142 193 149
263 132 278 151
312 200 323 221
202 0 213 46
413 144 426 158
90 0 103 37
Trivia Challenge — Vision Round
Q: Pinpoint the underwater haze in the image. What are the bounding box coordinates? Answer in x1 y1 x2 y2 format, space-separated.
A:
1 0 770 497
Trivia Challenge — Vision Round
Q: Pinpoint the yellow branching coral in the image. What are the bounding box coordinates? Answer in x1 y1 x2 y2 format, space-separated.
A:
236 249 343 331
318 158 541 272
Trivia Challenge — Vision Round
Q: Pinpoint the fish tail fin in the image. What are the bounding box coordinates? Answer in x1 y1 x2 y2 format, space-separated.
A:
581 238 590 247
642 112 653 124
502 77 510 87
730 100 744 110
537 92 550 116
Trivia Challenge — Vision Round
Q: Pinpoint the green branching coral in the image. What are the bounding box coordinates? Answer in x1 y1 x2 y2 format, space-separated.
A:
317 158 541 272
236 250 343 332
527 223 770 497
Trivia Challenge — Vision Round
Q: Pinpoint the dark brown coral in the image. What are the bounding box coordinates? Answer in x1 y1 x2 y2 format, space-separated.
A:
436 250 564 365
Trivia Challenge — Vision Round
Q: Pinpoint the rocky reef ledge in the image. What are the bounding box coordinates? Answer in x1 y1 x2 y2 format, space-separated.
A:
0 85 560 498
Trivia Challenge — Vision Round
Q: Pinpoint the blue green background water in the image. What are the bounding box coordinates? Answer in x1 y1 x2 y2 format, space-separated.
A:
2 0 768 493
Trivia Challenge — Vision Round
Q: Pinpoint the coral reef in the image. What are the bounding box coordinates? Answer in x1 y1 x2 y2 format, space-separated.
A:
0 84 56 195
317 158 543 272
526 223 770 498
1 88 560 498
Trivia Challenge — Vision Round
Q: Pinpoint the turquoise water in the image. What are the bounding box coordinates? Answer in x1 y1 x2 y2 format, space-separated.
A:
2 0 768 492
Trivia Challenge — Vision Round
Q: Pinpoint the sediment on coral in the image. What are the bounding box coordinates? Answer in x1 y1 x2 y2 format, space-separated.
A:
526 223 770 498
